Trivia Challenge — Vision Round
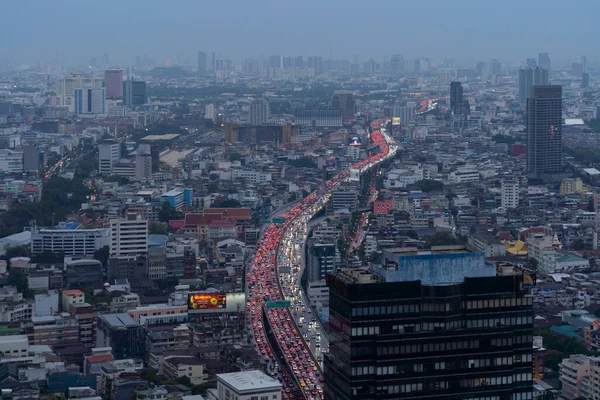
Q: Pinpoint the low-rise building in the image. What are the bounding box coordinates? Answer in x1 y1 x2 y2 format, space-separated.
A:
216 370 282 400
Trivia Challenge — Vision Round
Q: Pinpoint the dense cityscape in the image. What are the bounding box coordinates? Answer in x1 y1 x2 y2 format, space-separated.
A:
1 3 600 400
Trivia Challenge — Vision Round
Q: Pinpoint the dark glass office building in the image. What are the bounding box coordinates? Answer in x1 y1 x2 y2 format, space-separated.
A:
123 80 147 107
324 247 533 400
526 85 562 180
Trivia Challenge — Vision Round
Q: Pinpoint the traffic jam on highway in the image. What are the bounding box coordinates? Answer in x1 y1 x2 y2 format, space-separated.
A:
246 119 396 400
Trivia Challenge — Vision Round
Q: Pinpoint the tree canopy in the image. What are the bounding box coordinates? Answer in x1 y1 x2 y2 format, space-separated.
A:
288 158 317 169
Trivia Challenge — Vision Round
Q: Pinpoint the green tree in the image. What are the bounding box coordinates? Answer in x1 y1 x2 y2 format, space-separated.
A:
414 179 444 193
425 232 460 248
31 251 64 264
288 158 317 168
4 246 29 261
213 199 242 208
94 246 110 266
544 349 565 371
8 269 29 296
228 152 242 162
149 222 169 235
158 202 183 222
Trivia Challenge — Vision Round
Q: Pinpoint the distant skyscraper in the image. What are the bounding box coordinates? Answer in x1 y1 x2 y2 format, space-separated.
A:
249 99 270 125
571 63 583 76
270 55 283 68
449 81 469 115
526 58 537 68
331 91 356 122
74 87 106 115
582 73 590 89
579 56 588 73
518 67 548 106
216 56 224 71
527 85 563 180
197 51 207 73
489 59 501 76
538 53 551 75
104 69 123 98
211 53 216 71
283 57 294 68
390 54 405 74
122 80 146 108
294 56 304 68
475 61 487 77
308 56 323 75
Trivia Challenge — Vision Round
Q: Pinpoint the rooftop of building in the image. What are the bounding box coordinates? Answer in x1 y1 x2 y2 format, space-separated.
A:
218 370 281 393
98 313 140 328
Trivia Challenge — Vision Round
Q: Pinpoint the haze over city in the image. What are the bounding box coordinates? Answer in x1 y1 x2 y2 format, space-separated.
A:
0 2 600 400
1 0 599 66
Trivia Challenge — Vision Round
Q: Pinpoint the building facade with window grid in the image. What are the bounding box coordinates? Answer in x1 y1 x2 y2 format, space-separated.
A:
325 266 534 400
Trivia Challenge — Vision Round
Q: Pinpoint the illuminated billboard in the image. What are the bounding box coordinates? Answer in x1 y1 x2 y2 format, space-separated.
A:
349 137 361 146
188 293 227 310
392 117 401 126
188 292 246 314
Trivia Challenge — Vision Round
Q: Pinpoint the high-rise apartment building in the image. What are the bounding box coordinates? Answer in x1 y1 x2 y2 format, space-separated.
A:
109 214 148 256
197 51 207 73
538 53 551 75
104 69 123 98
325 247 534 400
74 87 106 115
249 99 270 125
582 72 590 89
518 67 549 106
122 80 146 107
98 140 120 175
391 104 416 125
331 91 356 122
135 149 152 181
295 56 304 68
501 179 520 210
526 85 563 180
390 54 405 74
489 59 501 76
308 56 323 75
270 55 283 68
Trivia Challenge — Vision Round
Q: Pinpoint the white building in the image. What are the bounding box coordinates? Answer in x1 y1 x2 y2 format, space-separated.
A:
98 141 120 175
249 99 269 125
449 169 480 183
0 335 29 358
231 170 272 184
205 104 217 123
31 228 110 255
74 87 106 115
383 168 424 189
501 179 519 209
216 370 282 400
347 145 361 161
307 280 329 308
34 291 59 317
109 214 148 256
0 149 23 174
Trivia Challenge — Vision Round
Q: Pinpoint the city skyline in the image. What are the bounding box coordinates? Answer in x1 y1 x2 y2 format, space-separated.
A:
1 0 598 66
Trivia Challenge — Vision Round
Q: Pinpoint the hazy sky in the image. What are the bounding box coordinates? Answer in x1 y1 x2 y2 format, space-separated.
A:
2 0 598 66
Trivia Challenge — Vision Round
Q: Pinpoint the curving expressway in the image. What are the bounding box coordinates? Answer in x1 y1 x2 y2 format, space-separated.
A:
247 119 397 400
